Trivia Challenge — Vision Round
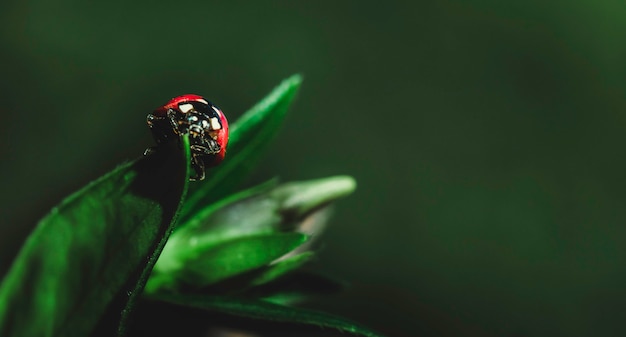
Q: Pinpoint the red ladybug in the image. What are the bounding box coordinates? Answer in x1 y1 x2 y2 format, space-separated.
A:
147 94 229 181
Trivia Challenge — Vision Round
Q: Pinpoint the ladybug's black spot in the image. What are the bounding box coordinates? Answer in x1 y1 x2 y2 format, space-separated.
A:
185 101 220 119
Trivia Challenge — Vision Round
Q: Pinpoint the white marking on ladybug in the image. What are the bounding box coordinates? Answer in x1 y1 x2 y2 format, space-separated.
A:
211 106 221 114
209 117 221 130
179 103 194 113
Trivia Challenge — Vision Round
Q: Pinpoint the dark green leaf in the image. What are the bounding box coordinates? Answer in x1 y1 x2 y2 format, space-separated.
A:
153 233 308 290
0 137 190 337
180 74 302 221
148 293 386 337
248 252 315 287
248 271 347 306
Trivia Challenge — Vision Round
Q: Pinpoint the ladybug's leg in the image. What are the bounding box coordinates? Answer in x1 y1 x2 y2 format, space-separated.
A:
189 154 206 181
166 109 185 135
205 138 221 153
146 113 156 128
143 146 157 156
188 133 215 181
190 142 220 156
146 113 171 155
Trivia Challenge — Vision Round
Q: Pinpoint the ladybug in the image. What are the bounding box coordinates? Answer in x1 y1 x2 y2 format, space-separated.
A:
147 94 229 181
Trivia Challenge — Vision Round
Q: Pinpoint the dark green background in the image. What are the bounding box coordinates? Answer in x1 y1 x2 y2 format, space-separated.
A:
1 1 625 336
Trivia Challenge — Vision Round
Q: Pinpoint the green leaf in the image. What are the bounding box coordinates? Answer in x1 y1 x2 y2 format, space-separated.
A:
271 175 357 222
148 293 386 337
158 176 355 273
180 74 302 221
248 252 315 287
176 178 281 249
150 176 356 294
151 233 308 290
151 179 280 282
0 137 190 337
248 271 347 306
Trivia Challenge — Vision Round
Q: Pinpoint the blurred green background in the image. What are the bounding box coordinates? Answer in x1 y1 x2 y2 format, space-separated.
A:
2 1 626 336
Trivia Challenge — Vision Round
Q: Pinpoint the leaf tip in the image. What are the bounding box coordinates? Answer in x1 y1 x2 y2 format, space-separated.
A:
275 74 303 102
286 73 303 86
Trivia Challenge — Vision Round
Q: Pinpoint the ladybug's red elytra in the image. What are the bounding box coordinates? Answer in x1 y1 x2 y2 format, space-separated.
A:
146 94 229 181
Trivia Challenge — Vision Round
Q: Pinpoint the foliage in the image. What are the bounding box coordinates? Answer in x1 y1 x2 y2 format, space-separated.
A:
0 75 384 337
